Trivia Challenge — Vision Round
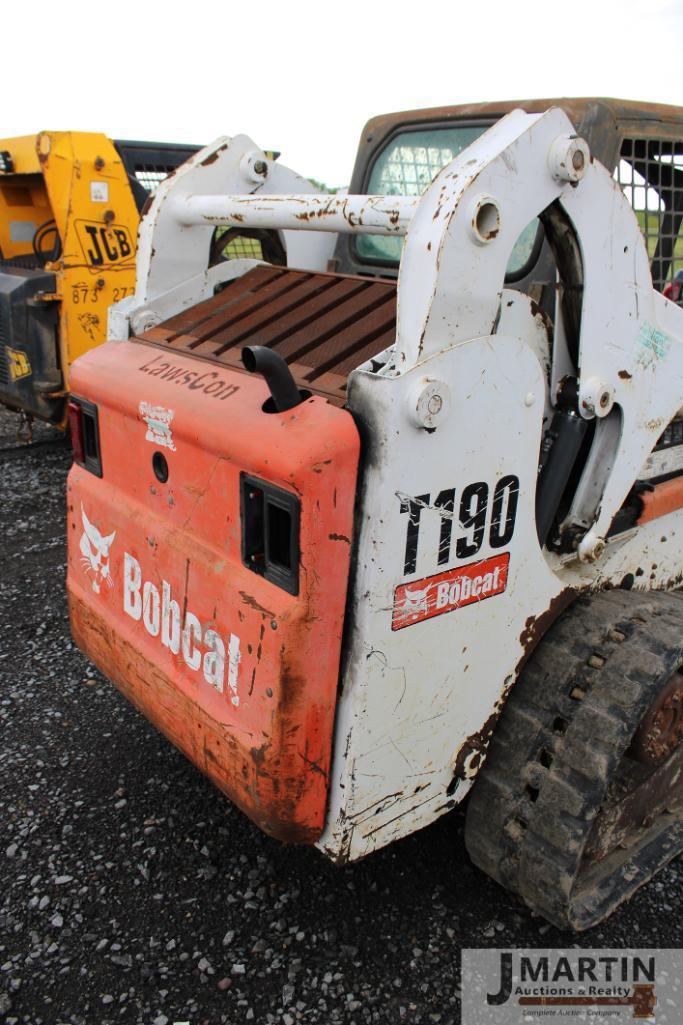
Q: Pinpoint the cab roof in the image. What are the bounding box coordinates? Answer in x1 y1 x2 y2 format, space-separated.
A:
362 97 683 137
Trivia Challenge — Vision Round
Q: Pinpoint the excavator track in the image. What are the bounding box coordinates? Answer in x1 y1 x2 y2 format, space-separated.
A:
465 589 683 930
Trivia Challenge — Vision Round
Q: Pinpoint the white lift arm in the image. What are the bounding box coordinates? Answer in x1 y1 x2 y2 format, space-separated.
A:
114 109 683 572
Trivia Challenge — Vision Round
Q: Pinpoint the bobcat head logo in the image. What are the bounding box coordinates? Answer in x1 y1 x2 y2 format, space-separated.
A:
79 505 116 594
396 584 431 618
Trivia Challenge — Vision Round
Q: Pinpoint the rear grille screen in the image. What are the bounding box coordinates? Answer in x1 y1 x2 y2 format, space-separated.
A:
137 265 397 407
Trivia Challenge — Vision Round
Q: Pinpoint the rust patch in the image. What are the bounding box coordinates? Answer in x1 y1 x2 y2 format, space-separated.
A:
631 670 683 766
238 591 275 618
295 207 336 222
618 369 633 380
450 683 515 786
200 144 228 166
250 741 271 776
519 588 576 663
529 297 553 333
256 623 266 664
68 593 322 844
450 590 579 788
300 750 328 782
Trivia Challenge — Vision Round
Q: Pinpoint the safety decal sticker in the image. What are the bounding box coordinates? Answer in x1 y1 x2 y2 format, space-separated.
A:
636 321 672 370
139 401 176 451
6 346 31 381
392 552 510 631
90 181 109 203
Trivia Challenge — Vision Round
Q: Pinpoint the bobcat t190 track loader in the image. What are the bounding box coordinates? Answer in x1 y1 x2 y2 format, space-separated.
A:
66 105 683 930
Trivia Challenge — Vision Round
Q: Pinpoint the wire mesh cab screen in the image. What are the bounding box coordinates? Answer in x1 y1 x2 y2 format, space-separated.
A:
133 167 172 193
114 141 201 195
355 125 538 276
616 139 683 296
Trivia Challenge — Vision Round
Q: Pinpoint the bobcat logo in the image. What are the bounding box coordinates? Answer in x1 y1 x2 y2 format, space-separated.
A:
395 584 431 620
79 506 116 594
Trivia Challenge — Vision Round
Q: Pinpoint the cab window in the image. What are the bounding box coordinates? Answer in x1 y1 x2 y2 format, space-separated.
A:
356 124 540 277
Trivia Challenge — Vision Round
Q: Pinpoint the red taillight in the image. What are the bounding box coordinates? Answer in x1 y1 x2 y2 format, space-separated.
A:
68 400 85 464
68 397 103 477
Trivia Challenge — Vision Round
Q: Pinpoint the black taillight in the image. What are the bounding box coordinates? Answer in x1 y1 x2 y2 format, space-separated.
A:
241 474 300 595
69 397 102 477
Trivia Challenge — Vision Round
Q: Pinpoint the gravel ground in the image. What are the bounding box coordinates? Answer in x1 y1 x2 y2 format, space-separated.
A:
0 405 681 1025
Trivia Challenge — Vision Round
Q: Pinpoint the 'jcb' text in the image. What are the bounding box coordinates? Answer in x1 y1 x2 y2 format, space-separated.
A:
75 220 134 269
123 553 240 705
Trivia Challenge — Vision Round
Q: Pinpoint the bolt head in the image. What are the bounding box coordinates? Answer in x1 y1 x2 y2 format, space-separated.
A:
409 379 451 430
593 539 606 559
549 133 590 183
577 530 606 563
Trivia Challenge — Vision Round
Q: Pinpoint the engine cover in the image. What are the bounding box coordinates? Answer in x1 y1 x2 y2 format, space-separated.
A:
66 338 360 842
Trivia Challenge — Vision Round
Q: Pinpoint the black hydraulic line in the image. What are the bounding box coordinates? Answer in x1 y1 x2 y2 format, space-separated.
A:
32 220 61 263
535 409 589 547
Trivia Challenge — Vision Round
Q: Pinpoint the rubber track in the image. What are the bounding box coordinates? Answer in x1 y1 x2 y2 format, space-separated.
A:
465 589 683 930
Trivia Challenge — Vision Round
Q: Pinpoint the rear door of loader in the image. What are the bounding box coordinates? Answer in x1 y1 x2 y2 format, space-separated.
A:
66 277 361 840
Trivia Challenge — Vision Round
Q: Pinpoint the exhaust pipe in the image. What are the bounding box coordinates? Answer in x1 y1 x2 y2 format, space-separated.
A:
241 346 304 412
